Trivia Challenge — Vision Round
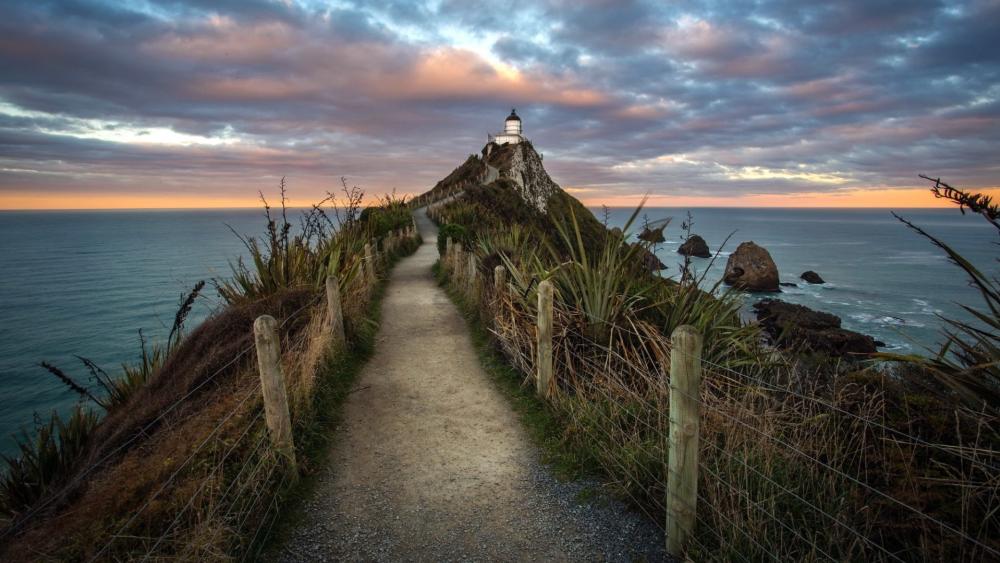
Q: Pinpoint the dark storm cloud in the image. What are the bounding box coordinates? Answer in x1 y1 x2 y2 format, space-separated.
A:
0 0 997 204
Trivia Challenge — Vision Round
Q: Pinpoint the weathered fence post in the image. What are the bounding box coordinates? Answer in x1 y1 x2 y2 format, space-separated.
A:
493 265 506 294
467 252 477 297
364 242 376 285
536 280 554 399
253 315 297 471
666 325 703 557
453 242 463 281
326 275 346 350
445 237 453 265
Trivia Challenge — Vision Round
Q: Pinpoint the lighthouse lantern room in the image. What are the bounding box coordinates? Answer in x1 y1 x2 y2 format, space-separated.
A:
489 108 525 145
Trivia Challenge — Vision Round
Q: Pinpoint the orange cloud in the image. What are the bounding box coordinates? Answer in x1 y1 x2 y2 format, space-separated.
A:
144 19 297 63
0 191 262 210
180 33 609 108
0 184 430 210
572 186 1000 208
188 76 319 101
7 185 997 211
387 48 609 106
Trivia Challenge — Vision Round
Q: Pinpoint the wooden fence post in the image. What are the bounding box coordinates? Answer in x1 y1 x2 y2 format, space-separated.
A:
445 237 453 263
326 275 346 350
453 243 463 281
536 280 554 399
494 265 506 294
364 242 376 286
253 315 296 471
666 324 702 557
467 252 477 297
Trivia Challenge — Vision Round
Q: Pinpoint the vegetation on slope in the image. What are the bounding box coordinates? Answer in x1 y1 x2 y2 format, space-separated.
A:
428 162 1000 561
883 176 1000 413
0 180 420 560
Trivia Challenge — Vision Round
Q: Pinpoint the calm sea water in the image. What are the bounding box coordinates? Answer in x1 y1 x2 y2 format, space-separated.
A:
0 210 267 456
599 207 997 354
0 207 996 455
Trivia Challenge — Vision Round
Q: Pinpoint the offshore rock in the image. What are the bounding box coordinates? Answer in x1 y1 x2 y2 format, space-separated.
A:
678 235 711 258
638 226 666 243
638 246 667 272
801 270 825 284
753 299 878 358
723 241 780 292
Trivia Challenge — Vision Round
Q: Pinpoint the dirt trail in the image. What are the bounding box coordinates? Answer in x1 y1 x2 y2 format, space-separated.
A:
275 210 665 562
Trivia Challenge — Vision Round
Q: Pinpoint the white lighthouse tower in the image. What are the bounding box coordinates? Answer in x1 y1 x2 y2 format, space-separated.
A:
489 108 525 145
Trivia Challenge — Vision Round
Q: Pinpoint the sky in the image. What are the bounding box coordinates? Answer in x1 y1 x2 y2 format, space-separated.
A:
0 0 998 209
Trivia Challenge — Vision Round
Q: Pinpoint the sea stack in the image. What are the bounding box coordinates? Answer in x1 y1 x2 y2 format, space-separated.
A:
678 235 711 258
723 242 780 292
638 226 666 243
753 299 878 357
801 271 825 284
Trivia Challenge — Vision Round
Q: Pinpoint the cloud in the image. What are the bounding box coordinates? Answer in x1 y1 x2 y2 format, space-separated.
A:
0 0 997 208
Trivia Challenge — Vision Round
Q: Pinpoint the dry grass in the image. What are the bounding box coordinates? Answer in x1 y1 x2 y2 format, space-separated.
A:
444 238 1000 562
0 195 422 561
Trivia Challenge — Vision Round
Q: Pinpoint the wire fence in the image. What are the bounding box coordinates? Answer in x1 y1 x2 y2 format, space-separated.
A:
1 226 423 561
440 243 1000 562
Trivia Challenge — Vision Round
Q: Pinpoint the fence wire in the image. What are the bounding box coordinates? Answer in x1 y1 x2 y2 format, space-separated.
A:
444 256 1000 562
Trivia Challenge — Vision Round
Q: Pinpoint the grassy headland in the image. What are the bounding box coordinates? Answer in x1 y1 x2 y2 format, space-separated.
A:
425 142 1000 561
0 182 421 560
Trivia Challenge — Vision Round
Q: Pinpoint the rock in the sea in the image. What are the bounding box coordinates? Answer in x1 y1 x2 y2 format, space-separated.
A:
678 235 711 258
752 299 878 358
637 246 666 272
638 226 666 243
779 282 798 288
801 270 825 284
723 242 780 292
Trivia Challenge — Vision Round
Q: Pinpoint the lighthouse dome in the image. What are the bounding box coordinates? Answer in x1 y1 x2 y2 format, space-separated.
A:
503 108 522 135
488 108 527 147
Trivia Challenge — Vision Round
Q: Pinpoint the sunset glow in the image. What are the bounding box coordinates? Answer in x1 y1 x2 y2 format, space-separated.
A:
1 1 997 209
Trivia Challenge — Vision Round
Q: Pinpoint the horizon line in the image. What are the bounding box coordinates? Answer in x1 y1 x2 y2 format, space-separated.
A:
0 204 970 212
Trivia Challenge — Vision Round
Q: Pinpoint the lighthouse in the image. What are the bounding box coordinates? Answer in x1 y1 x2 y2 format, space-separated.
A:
489 108 525 145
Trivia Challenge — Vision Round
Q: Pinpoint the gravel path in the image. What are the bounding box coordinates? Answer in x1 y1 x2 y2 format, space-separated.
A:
274 209 667 562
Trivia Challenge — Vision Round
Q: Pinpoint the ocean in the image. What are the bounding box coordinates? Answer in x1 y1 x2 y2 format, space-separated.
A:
0 207 996 455
601 206 996 353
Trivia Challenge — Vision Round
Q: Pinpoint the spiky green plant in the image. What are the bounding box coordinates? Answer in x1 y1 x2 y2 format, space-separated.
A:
0 407 99 516
884 176 1000 412
548 202 651 340
217 182 409 304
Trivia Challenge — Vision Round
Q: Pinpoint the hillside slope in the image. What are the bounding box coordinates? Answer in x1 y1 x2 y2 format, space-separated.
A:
421 140 609 258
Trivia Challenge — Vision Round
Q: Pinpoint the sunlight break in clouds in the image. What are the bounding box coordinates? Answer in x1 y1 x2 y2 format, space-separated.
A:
0 101 240 147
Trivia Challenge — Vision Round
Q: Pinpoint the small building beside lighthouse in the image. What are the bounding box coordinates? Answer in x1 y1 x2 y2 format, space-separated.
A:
488 108 525 145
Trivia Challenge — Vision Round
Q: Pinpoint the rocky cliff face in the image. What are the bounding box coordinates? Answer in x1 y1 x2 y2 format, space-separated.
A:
481 141 560 213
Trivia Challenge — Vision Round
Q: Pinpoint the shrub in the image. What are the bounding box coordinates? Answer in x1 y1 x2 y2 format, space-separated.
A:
437 223 469 255
886 176 1000 413
0 407 99 517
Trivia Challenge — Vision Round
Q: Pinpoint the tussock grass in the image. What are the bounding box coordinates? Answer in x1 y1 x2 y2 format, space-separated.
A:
432 187 1000 561
0 182 421 560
